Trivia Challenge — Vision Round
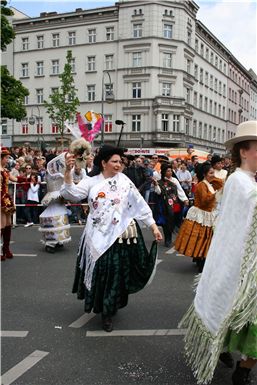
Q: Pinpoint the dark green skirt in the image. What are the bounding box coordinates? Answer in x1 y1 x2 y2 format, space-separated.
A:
72 223 157 316
225 321 257 359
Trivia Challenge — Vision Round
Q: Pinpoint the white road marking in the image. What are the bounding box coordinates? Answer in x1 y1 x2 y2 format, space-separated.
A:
176 253 185 257
69 313 95 328
156 259 163 265
1 350 49 385
1 331 28 337
13 254 37 257
165 246 175 254
86 329 187 337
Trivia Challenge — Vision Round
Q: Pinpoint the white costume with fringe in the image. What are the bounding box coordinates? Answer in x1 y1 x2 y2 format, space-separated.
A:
60 172 155 290
179 168 257 384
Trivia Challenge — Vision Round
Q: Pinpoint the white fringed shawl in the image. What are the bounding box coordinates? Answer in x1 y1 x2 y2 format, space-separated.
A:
60 172 155 290
179 168 257 384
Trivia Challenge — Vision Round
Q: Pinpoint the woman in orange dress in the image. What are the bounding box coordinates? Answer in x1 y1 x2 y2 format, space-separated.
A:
175 161 223 272
1 147 17 261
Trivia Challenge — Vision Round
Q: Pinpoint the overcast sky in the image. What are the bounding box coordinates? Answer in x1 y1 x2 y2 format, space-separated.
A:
8 0 257 72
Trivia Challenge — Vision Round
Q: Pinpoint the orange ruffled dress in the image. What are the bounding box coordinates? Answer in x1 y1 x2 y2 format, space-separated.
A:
175 178 223 259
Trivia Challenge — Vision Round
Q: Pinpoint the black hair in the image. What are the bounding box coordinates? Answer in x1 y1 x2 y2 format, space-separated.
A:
160 162 171 180
195 161 212 181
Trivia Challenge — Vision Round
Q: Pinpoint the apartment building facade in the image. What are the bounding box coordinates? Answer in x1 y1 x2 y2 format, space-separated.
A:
1 0 255 153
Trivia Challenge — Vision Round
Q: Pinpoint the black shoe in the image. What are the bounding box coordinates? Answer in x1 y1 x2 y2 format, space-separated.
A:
219 352 234 368
102 315 113 332
232 361 251 385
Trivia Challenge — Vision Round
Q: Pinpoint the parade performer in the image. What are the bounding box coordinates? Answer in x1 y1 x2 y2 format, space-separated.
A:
60 145 163 332
175 161 223 272
39 137 92 253
179 121 257 385
1 147 17 261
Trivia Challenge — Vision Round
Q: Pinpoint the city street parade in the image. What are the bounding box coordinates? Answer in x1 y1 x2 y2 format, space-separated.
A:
1 1 257 385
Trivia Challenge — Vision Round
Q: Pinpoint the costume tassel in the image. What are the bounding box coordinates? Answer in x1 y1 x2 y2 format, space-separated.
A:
118 237 123 244
127 238 130 245
133 238 137 244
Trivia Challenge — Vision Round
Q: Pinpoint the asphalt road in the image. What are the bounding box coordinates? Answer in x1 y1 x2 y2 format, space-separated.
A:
1 225 256 385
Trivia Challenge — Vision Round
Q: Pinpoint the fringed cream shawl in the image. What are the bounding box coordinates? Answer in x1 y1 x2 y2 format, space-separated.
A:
179 168 257 384
60 172 155 290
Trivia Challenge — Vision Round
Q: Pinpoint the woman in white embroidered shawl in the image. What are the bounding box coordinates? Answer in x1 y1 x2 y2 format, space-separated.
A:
61 145 162 332
179 121 257 385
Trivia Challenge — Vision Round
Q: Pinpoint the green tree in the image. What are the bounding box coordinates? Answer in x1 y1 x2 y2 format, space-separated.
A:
1 0 15 51
1 66 29 120
44 50 80 143
1 0 29 121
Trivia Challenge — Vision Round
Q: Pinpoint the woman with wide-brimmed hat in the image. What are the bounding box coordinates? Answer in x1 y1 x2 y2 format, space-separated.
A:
1 147 18 260
60 144 162 332
179 121 257 385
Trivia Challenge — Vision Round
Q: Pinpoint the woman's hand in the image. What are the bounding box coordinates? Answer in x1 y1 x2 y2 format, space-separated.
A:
65 152 76 171
151 223 163 242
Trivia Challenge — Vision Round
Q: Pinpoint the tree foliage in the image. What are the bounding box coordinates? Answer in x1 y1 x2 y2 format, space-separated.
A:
1 66 29 120
1 0 29 121
1 1 15 51
44 50 80 139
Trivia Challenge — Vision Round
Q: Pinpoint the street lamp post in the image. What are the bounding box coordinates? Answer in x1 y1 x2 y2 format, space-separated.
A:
28 106 44 150
101 71 115 145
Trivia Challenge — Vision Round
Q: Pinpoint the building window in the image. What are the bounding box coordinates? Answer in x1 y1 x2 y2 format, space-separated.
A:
88 29 96 43
208 125 212 140
21 63 29 77
132 82 141 98
199 68 203 83
173 115 180 132
223 84 226 96
214 102 217 115
161 114 169 132
204 97 208 111
36 89 44 104
187 31 191 45
36 117 43 134
68 31 76 45
199 122 202 138
132 52 142 67
132 114 141 132
105 83 113 99
214 78 218 92
52 33 59 47
219 59 222 70
1 119 7 134
51 87 59 95
186 88 190 103
195 39 199 52
223 63 227 74
163 24 172 39
36 61 44 76
186 59 191 74
51 60 59 75
199 94 203 110
219 81 222 94
105 54 114 70
163 53 172 68
194 64 198 79
210 75 213 89
185 118 190 135
162 82 171 96
209 100 213 114
22 37 29 51
200 43 204 56
193 120 197 137
52 122 58 134
87 56 96 71
104 114 113 133
70 58 76 73
205 71 208 86
210 52 214 64
203 123 207 139
193 91 197 107
37 35 44 49
21 118 29 134
215 56 218 67
106 27 114 41
205 47 209 61
133 23 142 38
87 85 96 101
24 95 29 105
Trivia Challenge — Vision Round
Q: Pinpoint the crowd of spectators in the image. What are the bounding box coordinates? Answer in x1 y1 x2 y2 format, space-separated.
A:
5 143 233 230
